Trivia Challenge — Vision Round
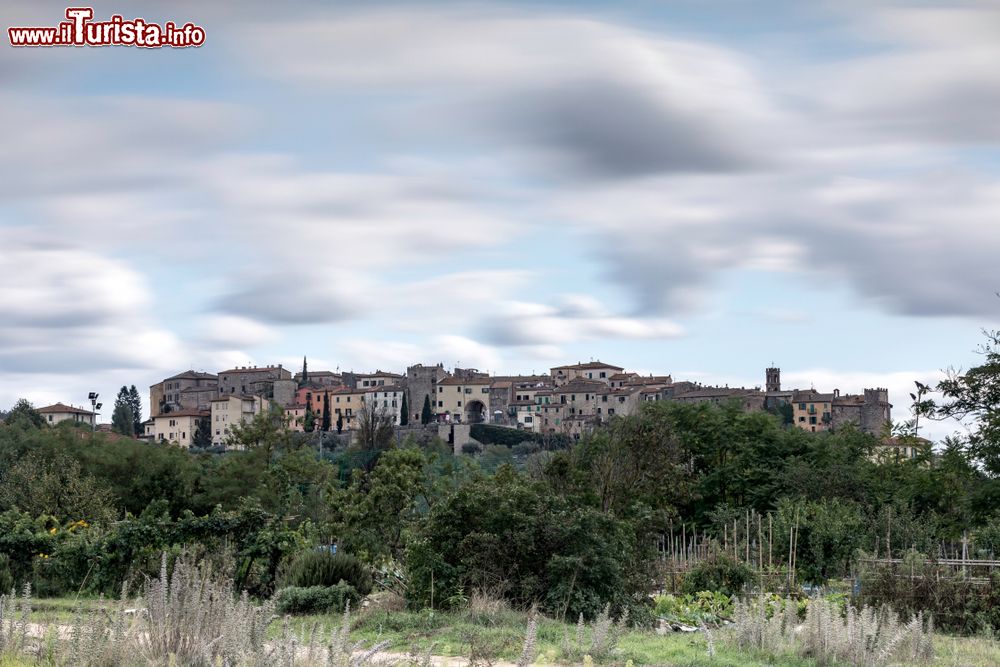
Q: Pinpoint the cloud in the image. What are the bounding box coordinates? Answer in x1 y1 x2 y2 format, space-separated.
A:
482 295 684 346
338 335 503 374
240 8 777 179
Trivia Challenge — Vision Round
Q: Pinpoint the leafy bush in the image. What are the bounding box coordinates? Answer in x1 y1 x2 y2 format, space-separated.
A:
280 550 373 595
654 591 734 626
274 583 359 614
0 554 12 594
681 555 753 596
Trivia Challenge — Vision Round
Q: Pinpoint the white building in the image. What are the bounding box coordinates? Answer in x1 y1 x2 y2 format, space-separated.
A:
38 403 95 428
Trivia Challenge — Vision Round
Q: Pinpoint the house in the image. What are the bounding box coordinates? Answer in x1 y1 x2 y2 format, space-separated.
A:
210 395 270 447
364 385 405 424
284 404 309 432
151 409 209 448
342 370 405 389
550 361 624 387
792 390 835 433
436 376 492 423
37 403 95 427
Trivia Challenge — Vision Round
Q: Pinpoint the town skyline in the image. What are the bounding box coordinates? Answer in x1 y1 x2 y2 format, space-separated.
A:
3 1 998 445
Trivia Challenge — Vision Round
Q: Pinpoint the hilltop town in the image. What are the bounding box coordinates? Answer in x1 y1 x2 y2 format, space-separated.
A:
33 359 888 449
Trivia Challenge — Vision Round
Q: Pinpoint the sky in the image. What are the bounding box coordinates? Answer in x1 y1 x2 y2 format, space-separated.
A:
2 0 999 441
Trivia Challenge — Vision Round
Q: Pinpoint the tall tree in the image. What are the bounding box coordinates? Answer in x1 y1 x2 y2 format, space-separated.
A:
337 413 344 434
355 401 396 452
111 387 135 436
301 355 309 386
924 328 1000 475
193 416 212 448
321 393 331 432
128 385 142 436
111 403 134 437
421 394 433 425
400 392 409 426
303 406 316 433
3 399 45 429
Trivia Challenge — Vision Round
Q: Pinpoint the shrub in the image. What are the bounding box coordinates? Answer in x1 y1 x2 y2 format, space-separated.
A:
280 550 373 595
681 555 754 597
275 583 359 615
0 555 12 594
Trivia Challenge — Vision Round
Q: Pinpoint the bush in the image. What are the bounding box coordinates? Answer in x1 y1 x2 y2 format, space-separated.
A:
0 554 12 593
275 583 360 614
280 550 373 595
681 555 754 597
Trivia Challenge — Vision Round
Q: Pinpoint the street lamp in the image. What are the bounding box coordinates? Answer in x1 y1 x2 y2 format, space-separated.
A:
88 392 101 431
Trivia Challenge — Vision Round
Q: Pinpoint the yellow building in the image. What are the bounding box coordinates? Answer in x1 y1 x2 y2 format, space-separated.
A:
436 376 492 423
792 390 834 433
210 395 270 447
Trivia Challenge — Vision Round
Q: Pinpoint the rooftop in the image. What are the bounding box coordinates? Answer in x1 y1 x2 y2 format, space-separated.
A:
38 403 94 415
551 361 625 371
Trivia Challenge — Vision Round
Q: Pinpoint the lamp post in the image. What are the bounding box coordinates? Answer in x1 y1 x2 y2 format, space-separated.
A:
87 392 102 432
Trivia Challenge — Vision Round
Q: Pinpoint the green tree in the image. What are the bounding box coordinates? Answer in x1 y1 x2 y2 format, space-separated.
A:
303 407 316 433
329 448 429 563
128 385 142 437
110 402 134 437
421 394 433 425
112 386 135 436
0 449 118 524
321 393 331 432
3 398 45 429
226 405 291 460
400 392 409 426
924 328 1000 475
192 416 212 448
337 413 344 434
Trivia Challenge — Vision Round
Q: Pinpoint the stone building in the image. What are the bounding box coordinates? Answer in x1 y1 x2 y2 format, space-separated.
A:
671 386 766 411
217 365 294 406
831 388 892 435
341 370 405 390
406 363 450 424
150 370 218 416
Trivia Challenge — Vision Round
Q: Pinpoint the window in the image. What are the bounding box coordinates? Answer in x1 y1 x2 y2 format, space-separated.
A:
482 387 489 393
438 401 443 407
809 416 817 424
439 387 443 393
48 415 53 422
457 401 462 407
602 395 608 403
799 403 806 410
587 372 593 378
524 416 533 423
609 408 615 415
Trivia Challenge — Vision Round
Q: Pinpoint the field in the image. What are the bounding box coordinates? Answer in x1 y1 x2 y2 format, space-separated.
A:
19 597 1000 666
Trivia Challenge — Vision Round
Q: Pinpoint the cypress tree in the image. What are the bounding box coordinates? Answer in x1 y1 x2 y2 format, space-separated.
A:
421 394 433 425
128 385 142 436
321 393 331 432
400 392 409 426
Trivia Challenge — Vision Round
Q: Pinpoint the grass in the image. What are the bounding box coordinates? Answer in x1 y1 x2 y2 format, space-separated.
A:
23 597 1000 666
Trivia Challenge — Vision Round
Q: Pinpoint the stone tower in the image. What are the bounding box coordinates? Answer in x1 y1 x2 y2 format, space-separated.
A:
861 387 891 434
765 367 781 393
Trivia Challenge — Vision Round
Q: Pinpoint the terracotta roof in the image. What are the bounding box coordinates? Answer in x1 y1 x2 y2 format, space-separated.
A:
219 366 287 374
166 370 218 381
38 403 94 415
554 379 606 392
551 361 625 371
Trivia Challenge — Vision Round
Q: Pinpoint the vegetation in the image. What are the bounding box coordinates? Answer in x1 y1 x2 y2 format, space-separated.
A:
1 326 1000 662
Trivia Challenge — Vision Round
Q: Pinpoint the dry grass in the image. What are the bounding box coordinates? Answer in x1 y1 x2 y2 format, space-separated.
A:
728 595 934 667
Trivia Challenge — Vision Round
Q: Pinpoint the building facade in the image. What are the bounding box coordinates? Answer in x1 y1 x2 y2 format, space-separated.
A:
37 403 95 427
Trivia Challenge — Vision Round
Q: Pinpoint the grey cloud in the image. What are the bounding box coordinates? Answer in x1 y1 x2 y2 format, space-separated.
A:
481 81 757 178
220 277 363 325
